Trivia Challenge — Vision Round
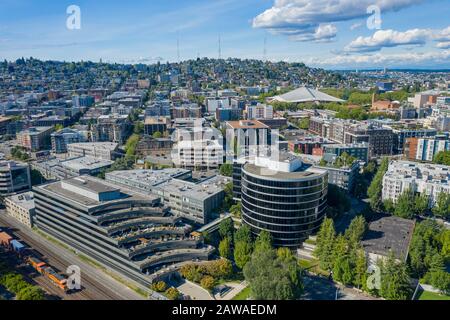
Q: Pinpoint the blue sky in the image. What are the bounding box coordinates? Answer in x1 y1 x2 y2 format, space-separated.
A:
0 0 449 69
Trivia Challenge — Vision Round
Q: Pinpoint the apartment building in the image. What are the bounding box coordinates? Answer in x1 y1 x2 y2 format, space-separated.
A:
382 161 450 207
171 127 224 170
404 135 450 162
51 128 89 154
17 127 54 152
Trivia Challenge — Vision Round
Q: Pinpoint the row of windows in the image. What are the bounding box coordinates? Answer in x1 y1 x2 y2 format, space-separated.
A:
242 172 326 189
243 215 323 236
242 179 326 199
241 191 327 212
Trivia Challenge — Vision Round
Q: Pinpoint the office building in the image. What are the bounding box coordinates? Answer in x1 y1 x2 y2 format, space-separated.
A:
60 156 114 176
241 154 328 248
67 142 119 161
323 143 369 163
106 169 226 224
315 161 360 192
0 161 31 196
51 128 89 154
144 117 169 136
5 192 35 228
215 108 242 122
33 176 214 286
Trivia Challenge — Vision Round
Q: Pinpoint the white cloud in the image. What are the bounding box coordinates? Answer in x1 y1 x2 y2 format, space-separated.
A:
289 24 337 42
307 50 450 67
252 0 423 42
433 26 450 41
345 29 431 52
436 42 450 49
350 23 363 31
344 25 450 52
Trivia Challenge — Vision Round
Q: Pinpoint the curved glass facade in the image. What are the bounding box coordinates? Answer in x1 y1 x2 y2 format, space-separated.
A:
241 165 328 248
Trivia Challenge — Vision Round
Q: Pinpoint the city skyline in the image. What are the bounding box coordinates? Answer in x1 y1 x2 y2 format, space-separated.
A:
1 0 449 69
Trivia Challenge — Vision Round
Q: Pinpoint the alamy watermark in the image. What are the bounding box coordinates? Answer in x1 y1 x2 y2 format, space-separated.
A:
66 265 81 291
367 5 382 30
66 5 81 30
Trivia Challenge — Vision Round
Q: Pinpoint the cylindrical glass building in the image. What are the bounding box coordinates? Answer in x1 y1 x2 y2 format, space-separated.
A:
241 163 328 248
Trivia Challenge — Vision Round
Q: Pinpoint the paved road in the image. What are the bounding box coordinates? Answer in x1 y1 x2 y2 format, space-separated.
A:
0 212 145 300
175 280 214 300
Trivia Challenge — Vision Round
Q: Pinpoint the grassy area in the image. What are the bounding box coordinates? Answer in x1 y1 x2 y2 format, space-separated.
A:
32 228 149 298
298 258 330 277
232 286 251 301
418 291 450 300
304 239 316 245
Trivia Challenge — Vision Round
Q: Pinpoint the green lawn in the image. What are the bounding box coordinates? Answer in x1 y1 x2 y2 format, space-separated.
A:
418 291 450 300
232 287 251 300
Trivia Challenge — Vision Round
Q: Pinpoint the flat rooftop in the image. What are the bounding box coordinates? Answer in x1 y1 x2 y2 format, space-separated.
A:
37 176 157 208
106 169 191 187
61 156 113 171
6 191 35 210
243 163 327 181
226 120 269 129
68 142 118 150
362 215 416 261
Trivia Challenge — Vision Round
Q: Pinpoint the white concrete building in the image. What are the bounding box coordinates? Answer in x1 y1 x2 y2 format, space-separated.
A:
5 192 35 228
67 142 119 161
172 127 224 170
382 161 450 207
246 104 274 120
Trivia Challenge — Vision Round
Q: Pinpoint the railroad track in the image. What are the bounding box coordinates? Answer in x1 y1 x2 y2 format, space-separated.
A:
0 215 130 300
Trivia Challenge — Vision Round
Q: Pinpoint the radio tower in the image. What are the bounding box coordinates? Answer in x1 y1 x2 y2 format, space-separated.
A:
218 34 222 60
177 32 180 63
263 33 267 62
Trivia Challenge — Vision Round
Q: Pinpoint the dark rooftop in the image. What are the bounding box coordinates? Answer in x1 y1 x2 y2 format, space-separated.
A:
362 215 416 262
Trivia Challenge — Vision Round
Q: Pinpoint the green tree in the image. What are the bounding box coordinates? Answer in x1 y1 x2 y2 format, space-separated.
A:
254 231 273 253
379 253 413 300
367 158 389 212
218 218 234 241
434 151 450 166
219 163 233 177
200 276 216 291
230 202 242 219
354 248 368 290
432 192 450 219
414 194 429 216
345 216 367 244
219 237 232 259
165 287 181 300
234 225 252 245
16 286 45 300
394 189 416 219
314 218 336 271
234 241 253 270
152 131 162 139
243 248 303 300
151 281 167 292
